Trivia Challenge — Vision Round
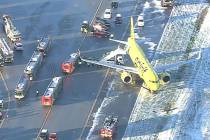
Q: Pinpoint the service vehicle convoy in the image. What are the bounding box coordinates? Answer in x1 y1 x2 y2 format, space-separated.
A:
37 36 52 56
14 74 31 100
24 51 43 80
41 77 63 106
100 116 118 139
0 38 14 63
2 14 21 42
61 52 80 74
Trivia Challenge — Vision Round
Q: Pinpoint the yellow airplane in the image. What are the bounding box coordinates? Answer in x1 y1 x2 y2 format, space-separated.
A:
79 17 201 92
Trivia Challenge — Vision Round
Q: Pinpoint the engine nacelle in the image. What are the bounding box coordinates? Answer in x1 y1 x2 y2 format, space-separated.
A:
159 72 170 85
120 71 132 84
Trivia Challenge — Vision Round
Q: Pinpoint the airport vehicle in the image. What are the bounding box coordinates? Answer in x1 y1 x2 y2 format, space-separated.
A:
61 52 80 74
100 116 118 139
81 21 112 38
2 14 21 42
38 129 49 140
49 133 57 140
161 0 173 7
103 9 112 19
137 14 144 27
115 14 122 24
0 38 14 63
95 17 111 27
37 36 52 56
14 74 31 100
111 1 119 8
14 42 23 51
79 17 201 92
24 51 43 80
41 77 63 106
0 99 3 110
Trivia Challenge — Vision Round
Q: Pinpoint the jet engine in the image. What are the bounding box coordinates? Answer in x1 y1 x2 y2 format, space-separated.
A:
120 71 132 84
159 72 170 85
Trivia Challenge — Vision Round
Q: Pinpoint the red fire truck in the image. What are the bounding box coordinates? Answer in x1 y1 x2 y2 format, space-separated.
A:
41 77 63 106
100 116 118 139
61 52 80 74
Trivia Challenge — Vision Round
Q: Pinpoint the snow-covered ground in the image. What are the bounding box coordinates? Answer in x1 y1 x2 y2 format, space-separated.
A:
123 0 210 140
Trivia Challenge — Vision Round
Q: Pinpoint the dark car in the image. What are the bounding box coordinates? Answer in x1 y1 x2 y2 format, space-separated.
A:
95 17 111 27
115 14 122 24
111 1 119 8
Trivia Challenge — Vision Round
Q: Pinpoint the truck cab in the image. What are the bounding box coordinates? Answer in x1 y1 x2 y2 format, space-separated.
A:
37 36 51 56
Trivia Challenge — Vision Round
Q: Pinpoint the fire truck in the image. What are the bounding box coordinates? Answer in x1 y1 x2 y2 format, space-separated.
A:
0 38 14 63
37 36 52 56
2 14 21 42
24 51 43 80
81 21 112 38
61 52 80 74
41 77 63 106
100 116 118 139
14 74 31 100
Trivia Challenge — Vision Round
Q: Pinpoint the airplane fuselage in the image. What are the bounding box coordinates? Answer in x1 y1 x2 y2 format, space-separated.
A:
127 37 160 91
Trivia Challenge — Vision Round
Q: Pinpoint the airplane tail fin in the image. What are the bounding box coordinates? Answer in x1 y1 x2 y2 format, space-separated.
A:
130 17 135 39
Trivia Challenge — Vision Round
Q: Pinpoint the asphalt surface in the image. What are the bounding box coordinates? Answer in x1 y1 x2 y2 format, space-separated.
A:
0 0 171 140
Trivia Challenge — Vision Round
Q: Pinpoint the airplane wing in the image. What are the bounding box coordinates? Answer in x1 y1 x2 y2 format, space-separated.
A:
80 57 139 74
109 38 128 46
154 49 201 73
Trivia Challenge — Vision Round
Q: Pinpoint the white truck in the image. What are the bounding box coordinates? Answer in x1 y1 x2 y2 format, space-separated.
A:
24 51 43 80
0 38 14 63
2 14 21 42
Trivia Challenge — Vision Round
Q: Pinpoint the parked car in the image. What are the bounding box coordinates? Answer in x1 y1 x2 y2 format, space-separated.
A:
111 1 119 8
38 129 49 140
137 14 144 27
14 42 23 51
115 14 122 24
103 9 112 19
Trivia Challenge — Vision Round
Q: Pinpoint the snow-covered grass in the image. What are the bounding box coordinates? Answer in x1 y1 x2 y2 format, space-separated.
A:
123 0 209 140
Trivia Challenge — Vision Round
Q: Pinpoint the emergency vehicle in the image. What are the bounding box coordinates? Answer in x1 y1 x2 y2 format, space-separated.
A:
41 77 63 106
37 36 52 56
61 52 80 74
100 116 118 139
0 38 14 63
81 21 112 38
24 51 43 80
14 74 31 100
2 14 21 42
